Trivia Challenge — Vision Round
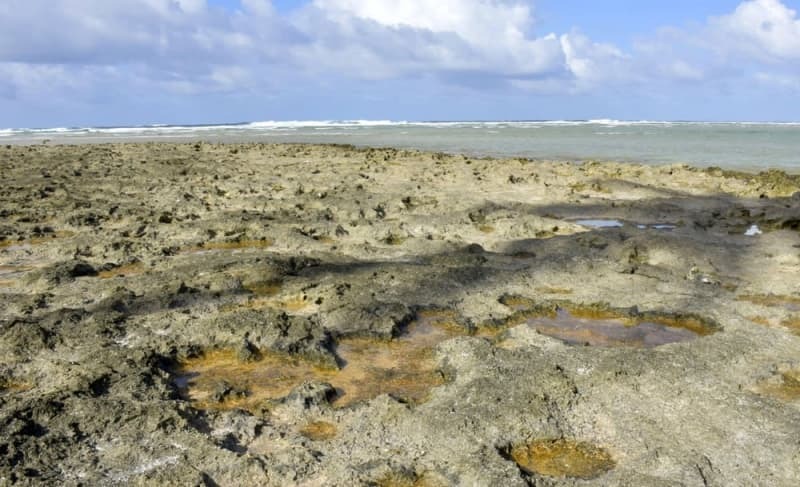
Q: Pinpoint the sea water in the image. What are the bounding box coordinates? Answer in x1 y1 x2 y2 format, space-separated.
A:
2 120 799 172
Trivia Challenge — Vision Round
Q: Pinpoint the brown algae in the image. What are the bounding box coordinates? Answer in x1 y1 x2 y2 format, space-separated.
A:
0 231 75 249
242 279 283 297
755 370 800 402
176 312 465 411
509 439 615 479
737 293 800 312
781 316 800 335
239 293 314 314
0 380 32 395
299 421 338 441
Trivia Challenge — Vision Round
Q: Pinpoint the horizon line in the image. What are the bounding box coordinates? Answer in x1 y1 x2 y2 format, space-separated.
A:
4 118 800 132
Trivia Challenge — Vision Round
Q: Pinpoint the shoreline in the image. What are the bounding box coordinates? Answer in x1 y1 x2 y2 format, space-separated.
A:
4 139 800 176
1 142 799 485
4 122 800 174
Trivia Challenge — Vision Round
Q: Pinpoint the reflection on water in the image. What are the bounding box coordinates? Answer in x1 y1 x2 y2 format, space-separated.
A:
524 308 702 348
575 219 623 228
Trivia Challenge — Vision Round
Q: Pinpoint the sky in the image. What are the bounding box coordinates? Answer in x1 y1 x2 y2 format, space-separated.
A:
1 0 799 127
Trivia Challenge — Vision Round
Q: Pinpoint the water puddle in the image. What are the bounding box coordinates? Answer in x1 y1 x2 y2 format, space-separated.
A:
524 308 703 347
175 311 463 412
637 224 677 230
571 219 677 231
507 439 615 480
498 296 717 348
575 219 623 228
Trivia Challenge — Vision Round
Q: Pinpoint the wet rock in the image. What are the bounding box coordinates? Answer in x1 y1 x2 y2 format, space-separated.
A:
283 381 338 410
327 302 413 339
236 339 259 362
31 259 98 284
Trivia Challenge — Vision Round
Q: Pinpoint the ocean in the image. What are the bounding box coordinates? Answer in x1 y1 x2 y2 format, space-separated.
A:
2 120 799 172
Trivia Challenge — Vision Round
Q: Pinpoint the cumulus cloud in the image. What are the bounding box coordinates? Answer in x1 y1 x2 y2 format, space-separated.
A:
711 0 800 62
0 0 799 117
295 0 569 80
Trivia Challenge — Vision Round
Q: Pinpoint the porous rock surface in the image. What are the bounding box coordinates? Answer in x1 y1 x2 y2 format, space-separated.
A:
1 143 799 485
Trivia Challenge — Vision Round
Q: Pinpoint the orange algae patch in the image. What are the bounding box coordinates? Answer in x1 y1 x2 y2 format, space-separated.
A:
781 316 800 335
747 316 772 327
299 421 338 441
755 370 800 402
498 294 544 312
177 349 331 411
314 235 336 244
565 305 636 324
240 294 313 313
737 294 800 311
331 322 450 406
279 295 313 312
177 316 463 412
0 380 32 395
510 439 615 480
0 231 74 249
98 262 145 279
636 312 718 337
243 279 283 297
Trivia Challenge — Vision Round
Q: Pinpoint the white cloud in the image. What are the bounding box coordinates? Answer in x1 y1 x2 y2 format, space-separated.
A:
1 0 800 112
300 0 568 80
560 32 628 84
711 0 800 62
314 0 533 46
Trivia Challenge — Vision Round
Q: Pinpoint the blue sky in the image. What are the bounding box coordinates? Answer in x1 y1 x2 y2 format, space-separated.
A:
1 0 799 127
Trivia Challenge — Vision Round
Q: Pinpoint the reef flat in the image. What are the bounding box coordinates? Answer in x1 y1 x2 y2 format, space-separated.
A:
1 142 799 485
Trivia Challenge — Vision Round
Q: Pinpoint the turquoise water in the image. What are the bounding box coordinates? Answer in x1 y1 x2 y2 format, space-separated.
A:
2 120 799 172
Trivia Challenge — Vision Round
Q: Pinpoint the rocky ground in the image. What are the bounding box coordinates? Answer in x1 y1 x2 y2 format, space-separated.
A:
1 142 799 486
